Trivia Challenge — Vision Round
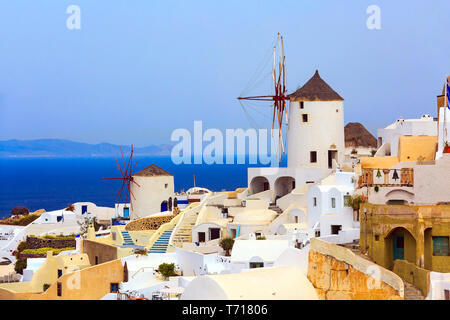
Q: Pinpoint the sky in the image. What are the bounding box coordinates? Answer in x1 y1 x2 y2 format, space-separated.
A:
0 0 449 147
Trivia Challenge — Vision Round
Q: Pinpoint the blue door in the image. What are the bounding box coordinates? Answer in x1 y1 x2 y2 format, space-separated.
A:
161 201 167 212
123 207 129 218
81 205 88 214
393 234 404 260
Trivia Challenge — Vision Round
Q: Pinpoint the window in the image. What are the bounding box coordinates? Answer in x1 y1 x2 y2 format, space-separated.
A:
315 230 321 237
313 197 317 207
375 235 380 241
112 232 116 241
95 256 99 265
57 269 62 278
344 195 351 207
331 197 336 208
302 114 308 123
57 282 62 297
110 283 119 293
445 289 450 300
165 183 168 188
310 151 317 163
331 225 342 235
433 236 449 256
249 262 264 269
299 101 304 109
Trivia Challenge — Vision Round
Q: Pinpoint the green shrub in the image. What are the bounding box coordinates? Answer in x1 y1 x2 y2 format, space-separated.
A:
256 236 266 240
41 234 76 240
158 263 176 279
17 241 29 252
21 247 75 255
219 237 235 256
14 259 27 275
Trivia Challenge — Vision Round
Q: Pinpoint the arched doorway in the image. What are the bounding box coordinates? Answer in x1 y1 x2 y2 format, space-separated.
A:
173 197 178 208
161 200 168 212
250 176 270 195
384 227 416 270
274 176 296 200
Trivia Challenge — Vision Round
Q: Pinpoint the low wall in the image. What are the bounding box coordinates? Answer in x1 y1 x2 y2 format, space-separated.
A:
82 240 117 265
393 260 430 297
125 214 175 231
27 236 75 249
307 238 404 300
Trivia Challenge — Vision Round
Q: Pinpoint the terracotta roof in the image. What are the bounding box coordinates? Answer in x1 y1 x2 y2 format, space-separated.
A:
133 164 173 177
345 122 377 148
289 70 343 101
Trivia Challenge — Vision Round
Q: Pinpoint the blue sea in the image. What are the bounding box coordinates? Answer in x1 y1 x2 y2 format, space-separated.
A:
0 156 286 219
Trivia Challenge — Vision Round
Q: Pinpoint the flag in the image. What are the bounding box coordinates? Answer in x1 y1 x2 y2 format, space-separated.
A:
447 78 450 110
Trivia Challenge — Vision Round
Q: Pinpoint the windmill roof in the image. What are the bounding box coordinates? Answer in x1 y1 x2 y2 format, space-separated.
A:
133 164 173 177
289 70 343 101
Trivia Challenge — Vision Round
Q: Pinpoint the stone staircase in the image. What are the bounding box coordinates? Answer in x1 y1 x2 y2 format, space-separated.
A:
148 229 173 253
121 231 134 246
171 211 199 248
403 280 425 300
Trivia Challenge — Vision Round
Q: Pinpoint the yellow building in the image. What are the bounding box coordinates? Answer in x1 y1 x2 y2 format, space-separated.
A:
360 204 450 295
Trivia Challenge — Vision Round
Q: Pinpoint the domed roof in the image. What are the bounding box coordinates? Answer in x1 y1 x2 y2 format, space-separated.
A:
289 70 343 101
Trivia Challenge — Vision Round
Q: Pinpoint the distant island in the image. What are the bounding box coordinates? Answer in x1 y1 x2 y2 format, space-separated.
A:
0 139 173 158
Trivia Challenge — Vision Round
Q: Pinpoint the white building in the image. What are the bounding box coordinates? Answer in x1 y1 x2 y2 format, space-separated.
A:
307 171 357 238
376 114 437 157
248 70 345 202
130 164 175 220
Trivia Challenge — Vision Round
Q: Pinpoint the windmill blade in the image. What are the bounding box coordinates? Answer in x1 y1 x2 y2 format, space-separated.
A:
114 157 125 177
130 159 139 176
115 179 126 204
120 147 127 173
131 179 141 188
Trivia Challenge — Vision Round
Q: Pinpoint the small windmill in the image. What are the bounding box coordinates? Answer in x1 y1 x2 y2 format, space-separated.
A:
238 33 289 161
102 145 141 212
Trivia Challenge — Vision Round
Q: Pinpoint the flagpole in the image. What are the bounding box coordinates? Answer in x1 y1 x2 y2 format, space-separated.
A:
445 76 448 145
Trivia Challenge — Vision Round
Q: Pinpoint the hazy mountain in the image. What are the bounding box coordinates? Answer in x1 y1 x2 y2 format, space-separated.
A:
0 139 173 158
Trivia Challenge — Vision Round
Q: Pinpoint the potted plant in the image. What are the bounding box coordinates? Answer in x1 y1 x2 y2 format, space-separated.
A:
158 263 176 280
444 141 450 154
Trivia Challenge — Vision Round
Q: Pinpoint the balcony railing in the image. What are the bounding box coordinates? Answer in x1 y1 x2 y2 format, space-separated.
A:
358 168 414 188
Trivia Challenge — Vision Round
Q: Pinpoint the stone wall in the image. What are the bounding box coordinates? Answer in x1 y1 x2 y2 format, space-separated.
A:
81 240 117 265
27 236 75 249
125 214 175 231
393 260 430 296
307 238 404 300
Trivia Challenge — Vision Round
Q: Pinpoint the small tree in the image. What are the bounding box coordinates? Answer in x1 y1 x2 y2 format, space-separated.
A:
66 204 75 212
77 216 96 239
14 258 27 275
158 263 176 280
219 237 235 256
